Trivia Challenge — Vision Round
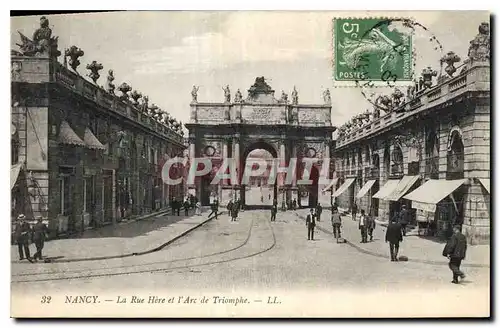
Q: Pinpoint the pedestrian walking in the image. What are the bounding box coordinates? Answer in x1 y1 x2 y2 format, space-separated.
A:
32 216 48 261
399 205 409 236
195 201 202 216
331 207 342 239
231 205 239 221
183 199 190 216
208 199 219 220
358 209 368 243
14 214 33 262
385 218 403 261
442 225 467 284
351 202 358 221
306 209 316 241
270 203 277 222
292 199 297 210
316 203 323 222
367 214 376 241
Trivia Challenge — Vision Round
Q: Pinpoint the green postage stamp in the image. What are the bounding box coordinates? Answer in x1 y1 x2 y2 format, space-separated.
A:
333 18 413 87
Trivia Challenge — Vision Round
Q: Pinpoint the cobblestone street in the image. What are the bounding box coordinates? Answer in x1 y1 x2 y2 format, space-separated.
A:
12 209 490 296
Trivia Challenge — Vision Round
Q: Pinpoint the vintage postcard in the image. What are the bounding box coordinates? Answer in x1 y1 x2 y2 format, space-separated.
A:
10 11 490 318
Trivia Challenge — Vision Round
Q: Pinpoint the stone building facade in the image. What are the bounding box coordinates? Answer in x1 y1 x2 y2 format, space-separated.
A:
185 78 335 208
332 23 490 244
11 17 185 237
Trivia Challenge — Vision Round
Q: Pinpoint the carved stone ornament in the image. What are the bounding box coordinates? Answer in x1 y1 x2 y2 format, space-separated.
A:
15 16 60 58
204 146 216 157
118 82 132 101
65 46 85 71
291 86 298 105
421 67 437 89
105 70 116 94
440 51 461 77
234 89 243 103
468 22 490 62
86 61 103 84
130 90 142 105
191 85 199 103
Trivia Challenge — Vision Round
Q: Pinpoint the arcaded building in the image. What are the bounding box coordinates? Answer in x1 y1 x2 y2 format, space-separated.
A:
11 17 185 237
331 23 490 244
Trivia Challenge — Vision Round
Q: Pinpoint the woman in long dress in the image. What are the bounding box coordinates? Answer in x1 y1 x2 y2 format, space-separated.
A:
195 201 202 216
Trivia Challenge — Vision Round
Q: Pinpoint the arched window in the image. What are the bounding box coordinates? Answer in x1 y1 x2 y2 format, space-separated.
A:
383 146 391 179
11 135 19 165
391 145 404 176
447 130 464 179
425 129 440 178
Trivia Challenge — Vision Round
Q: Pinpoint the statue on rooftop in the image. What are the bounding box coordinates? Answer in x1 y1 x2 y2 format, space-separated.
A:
191 85 199 103
222 85 231 103
323 88 331 104
291 86 298 105
280 90 288 103
15 16 60 58
468 22 490 62
105 70 116 94
234 89 243 103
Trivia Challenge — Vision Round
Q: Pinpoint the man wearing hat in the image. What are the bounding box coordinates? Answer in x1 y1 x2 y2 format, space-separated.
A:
399 205 410 236
14 214 33 262
32 216 48 261
443 225 467 284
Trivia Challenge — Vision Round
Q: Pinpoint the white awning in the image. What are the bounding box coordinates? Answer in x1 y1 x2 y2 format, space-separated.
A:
356 180 377 199
479 179 490 194
59 121 85 147
322 178 338 192
11 163 22 190
403 179 468 212
84 127 106 150
385 175 420 201
372 179 400 199
332 178 355 197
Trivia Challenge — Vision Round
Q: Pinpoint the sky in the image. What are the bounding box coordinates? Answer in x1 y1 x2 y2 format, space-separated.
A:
11 11 489 132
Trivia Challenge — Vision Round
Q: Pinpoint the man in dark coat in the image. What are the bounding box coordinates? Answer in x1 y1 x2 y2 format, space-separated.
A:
306 209 316 241
443 225 467 284
183 199 190 216
351 202 358 221
208 199 219 220
270 203 277 222
399 205 410 236
385 217 403 261
367 213 376 242
14 214 33 262
358 209 368 243
32 216 48 261
316 204 323 222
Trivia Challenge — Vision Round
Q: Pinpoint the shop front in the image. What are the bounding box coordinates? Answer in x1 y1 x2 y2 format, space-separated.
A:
404 179 468 239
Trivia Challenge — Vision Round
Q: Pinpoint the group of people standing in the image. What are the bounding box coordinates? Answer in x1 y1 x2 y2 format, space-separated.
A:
226 199 241 221
13 214 48 263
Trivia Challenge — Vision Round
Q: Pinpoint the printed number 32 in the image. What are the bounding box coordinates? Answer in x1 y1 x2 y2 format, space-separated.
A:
41 296 51 304
342 23 359 38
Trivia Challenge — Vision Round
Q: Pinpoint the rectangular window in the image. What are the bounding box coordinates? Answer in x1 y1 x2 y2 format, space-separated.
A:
59 176 71 216
83 176 94 213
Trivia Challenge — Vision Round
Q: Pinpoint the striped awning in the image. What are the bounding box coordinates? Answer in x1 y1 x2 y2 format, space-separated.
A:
372 179 400 199
11 163 22 190
356 180 377 199
84 127 106 150
332 178 356 197
479 179 490 194
404 179 468 212
385 175 420 202
59 121 85 147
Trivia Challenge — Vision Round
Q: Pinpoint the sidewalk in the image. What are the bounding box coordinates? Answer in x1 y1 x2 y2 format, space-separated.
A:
11 207 220 263
296 209 490 268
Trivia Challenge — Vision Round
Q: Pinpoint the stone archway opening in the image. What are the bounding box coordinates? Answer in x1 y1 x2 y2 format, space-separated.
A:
241 141 278 209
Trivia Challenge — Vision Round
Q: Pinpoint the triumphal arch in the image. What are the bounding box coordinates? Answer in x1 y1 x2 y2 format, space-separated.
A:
185 77 336 208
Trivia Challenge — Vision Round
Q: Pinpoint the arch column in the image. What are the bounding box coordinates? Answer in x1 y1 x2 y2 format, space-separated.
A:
232 135 240 202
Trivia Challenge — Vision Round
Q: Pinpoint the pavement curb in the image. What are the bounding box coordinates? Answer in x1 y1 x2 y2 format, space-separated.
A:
42 210 227 264
294 211 489 268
